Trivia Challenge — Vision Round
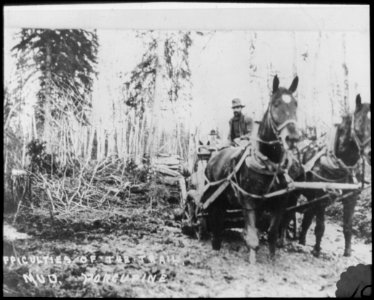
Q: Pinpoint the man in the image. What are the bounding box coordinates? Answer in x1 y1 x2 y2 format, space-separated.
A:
227 98 253 146
208 129 221 149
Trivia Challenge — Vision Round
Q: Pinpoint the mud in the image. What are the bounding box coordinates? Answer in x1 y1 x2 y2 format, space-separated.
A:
3 197 372 297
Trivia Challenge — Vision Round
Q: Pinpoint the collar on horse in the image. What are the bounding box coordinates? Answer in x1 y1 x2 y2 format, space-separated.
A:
201 103 298 210
330 114 369 170
231 104 296 199
303 115 369 183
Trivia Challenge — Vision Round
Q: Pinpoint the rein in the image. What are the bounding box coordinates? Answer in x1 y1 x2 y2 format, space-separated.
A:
307 113 370 185
335 114 370 171
201 100 299 210
350 112 371 188
230 104 297 200
257 105 297 146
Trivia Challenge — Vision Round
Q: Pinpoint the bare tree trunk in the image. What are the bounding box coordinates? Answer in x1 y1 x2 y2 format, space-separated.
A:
43 40 53 153
292 31 298 78
342 33 350 113
311 32 322 126
150 52 163 160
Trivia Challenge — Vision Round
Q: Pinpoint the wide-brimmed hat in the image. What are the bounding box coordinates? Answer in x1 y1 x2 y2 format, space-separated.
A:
209 129 217 136
232 98 245 108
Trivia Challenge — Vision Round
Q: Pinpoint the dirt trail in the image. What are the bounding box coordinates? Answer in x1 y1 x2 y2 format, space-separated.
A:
3 200 372 297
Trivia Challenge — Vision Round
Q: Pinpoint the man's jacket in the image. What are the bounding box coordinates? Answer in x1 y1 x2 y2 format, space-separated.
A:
227 114 253 143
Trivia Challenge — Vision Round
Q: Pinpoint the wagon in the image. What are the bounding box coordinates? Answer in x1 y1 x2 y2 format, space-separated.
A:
182 142 369 241
183 142 260 240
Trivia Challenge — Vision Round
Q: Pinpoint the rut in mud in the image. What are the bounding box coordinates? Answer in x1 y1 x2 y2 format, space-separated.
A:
3 192 372 298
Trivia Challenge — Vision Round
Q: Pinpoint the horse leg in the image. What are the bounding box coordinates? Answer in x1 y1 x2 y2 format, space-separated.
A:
342 194 357 257
278 211 292 248
279 193 298 247
299 206 315 246
312 205 325 257
209 201 225 251
268 209 284 259
242 204 258 264
278 216 287 248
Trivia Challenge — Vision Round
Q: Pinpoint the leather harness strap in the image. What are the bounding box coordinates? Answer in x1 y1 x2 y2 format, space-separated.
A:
201 103 297 209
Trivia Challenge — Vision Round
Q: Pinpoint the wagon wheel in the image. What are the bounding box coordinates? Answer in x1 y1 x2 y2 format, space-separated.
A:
196 212 209 241
182 190 199 237
286 213 298 240
185 192 197 226
183 189 209 240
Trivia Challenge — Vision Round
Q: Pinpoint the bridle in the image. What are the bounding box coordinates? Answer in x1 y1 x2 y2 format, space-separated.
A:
350 112 371 188
256 100 297 147
251 99 298 179
351 112 371 156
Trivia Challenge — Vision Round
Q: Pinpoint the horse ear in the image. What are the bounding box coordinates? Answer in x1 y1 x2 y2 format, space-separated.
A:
207 141 210 146
273 75 279 93
199 140 203 145
289 76 299 93
355 94 362 110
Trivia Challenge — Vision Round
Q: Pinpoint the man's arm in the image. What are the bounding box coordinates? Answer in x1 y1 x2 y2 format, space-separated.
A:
240 115 253 140
227 119 233 142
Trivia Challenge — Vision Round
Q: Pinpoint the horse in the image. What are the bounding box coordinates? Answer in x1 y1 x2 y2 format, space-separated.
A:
284 94 371 257
200 75 300 262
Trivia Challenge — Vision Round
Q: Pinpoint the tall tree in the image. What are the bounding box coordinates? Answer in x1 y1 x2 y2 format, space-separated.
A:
122 31 193 160
11 29 99 136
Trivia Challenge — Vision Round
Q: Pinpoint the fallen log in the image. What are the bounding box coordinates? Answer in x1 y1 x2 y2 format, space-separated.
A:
154 165 182 177
129 183 149 194
158 176 180 186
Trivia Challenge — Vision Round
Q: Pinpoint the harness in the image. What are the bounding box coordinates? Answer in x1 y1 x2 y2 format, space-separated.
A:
201 104 297 210
304 114 370 186
255 105 297 146
351 112 371 155
351 112 371 188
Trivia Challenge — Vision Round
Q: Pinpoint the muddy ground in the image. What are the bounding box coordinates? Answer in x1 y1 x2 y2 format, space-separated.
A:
3 194 372 297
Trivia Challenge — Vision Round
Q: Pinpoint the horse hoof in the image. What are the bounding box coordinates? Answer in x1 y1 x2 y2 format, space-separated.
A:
267 252 276 263
197 232 209 241
299 239 306 246
212 239 221 250
277 240 285 248
343 250 352 257
311 248 320 257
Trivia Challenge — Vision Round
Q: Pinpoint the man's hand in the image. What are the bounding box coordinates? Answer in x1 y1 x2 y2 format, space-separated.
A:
233 138 241 146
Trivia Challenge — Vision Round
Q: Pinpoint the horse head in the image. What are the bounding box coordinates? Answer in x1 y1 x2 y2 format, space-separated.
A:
271 75 299 148
352 94 371 165
258 75 299 163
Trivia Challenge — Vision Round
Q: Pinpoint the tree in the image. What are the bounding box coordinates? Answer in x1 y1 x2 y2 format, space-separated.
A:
121 33 158 115
121 31 193 160
164 31 192 103
11 29 98 131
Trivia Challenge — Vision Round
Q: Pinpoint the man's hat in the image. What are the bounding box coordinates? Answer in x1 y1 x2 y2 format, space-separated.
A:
209 129 217 136
232 98 245 108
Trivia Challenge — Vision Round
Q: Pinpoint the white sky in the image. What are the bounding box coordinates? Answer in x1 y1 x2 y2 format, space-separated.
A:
4 5 370 142
93 29 369 140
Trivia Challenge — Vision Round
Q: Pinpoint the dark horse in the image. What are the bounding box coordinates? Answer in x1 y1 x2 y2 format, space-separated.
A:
201 75 299 262
284 94 371 257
